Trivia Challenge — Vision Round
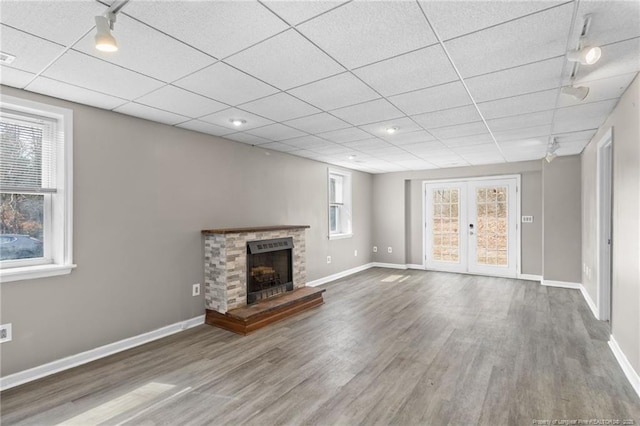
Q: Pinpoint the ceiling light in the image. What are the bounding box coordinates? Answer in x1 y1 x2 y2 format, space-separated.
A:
0 52 16 65
545 138 560 163
567 46 602 65
561 85 589 101
94 14 118 52
545 152 558 163
230 119 246 126
385 126 399 134
348 155 356 160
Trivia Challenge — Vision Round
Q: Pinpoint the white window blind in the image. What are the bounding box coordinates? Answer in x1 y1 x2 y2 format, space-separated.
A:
0 110 59 194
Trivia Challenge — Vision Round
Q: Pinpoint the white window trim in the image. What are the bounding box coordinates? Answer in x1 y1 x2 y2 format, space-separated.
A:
0 95 75 283
328 168 353 240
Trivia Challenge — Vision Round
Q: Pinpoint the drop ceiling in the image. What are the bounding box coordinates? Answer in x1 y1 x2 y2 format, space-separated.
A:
0 0 638 173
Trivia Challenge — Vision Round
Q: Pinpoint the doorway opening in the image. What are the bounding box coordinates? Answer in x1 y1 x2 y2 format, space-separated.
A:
597 129 613 323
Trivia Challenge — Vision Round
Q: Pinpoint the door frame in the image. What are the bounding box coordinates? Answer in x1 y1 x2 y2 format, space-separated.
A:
422 174 522 278
596 128 613 322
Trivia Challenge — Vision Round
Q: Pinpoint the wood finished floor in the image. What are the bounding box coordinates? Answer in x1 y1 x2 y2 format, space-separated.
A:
2 268 639 425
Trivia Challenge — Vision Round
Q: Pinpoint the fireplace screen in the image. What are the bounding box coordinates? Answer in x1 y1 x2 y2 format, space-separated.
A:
246 237 294 304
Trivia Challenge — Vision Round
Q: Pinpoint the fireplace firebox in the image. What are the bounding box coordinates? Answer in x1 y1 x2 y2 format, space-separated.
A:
246 237 294 304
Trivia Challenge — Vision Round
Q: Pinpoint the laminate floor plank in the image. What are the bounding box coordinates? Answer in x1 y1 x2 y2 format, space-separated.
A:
2 268 639 425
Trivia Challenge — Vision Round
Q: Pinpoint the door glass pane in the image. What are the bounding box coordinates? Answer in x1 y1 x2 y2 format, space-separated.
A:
432 188 459 262
475 186 508 266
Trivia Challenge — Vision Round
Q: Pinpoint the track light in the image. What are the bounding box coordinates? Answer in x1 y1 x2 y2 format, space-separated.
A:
567 46 602 65
95 14 118 52
561 85 589 101
545 138 559 163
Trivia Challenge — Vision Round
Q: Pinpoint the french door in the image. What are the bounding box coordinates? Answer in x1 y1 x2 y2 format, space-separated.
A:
424 177 518 278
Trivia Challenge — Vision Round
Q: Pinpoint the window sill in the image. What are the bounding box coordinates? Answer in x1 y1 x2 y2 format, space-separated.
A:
329 233 353 240
0 263 76 283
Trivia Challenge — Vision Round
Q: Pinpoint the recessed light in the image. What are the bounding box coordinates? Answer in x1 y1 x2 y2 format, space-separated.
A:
0 52 16 65
348 155 356 160
385 126 399 134
230 119 246 126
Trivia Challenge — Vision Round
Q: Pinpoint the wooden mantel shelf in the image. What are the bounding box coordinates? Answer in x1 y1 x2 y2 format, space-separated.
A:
202 225 310 235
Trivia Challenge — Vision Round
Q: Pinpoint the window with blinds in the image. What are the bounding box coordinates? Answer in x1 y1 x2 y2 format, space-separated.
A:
0 95 73 280
328 169 352 239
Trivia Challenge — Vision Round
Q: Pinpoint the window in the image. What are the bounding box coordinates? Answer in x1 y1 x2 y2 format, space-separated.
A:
328 169 352 239
0 95 74 282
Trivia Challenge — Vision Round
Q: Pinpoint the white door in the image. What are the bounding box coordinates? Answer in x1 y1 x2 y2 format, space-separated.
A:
424 177 519 278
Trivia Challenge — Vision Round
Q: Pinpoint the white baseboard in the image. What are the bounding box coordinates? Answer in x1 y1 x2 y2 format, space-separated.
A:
0 315 205 391
541 280 581 289
306 263 373 287
406 264 424 270
579 285 599 320
608 335 640 399
371 262 408 270
517 273 542 282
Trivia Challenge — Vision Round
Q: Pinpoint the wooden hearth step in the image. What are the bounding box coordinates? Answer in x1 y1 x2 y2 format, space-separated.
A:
205 287 325 335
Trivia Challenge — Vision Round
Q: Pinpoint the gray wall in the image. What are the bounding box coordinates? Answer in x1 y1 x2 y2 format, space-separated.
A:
373 161 544 275
0 86 373 376
581 75 640 374
542 156 582 282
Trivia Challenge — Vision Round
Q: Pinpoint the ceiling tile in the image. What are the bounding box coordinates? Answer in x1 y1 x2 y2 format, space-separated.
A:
284 113 350 134
136 85 227 118
554 129 597 143
388 81 473 116
123 1 289 59
0 0 103 45
552 99 617 134
26 77 127 110
0 25 65 74
442 133 495 148
297 1 437 69
477 89 557 120
444 3 573 78
0 66 36 89
392 159 437 170
572 0 640 47
260 141 302 153
343 138 394 151
561 73 636 108
412 105 482 129
246 123 307 141
402 141 449 154
114 102 189 125
384 130 437 146
309 143 352 155
262 1 348 25
430 121 488 140
463 155 506 166
316 126 372 143
427 156 469 168
331 98 404 126
353 44 457 96
281 135 334 150
226 29 344 90
72 14 215 83
287 72 380 111
224 132 272 145
176 119 235 137
42 51 164 99
487 110 554 132
419 0 564 41
455 143 501 155
239 92 320 122
199 107 274 131
359 116 422 140
465 57 564 102
493 125 551 143
570 38 640 84
174 62 278 106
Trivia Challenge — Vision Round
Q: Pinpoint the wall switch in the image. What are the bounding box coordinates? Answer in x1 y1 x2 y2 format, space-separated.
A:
0 323 12 343
387 247 393 253
373 246 377 253
354 249 358 257
522 216 534 223
327 255 332 264
192 283 201 297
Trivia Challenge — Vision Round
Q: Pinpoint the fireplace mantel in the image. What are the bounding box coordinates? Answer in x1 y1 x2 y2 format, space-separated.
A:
202 225 310 235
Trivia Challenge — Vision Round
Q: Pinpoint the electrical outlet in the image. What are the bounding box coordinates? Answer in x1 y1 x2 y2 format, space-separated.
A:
373 246 377 253
387 247 392 253
192 283 201 297
354 249 358 257
0 323 12 343
327 255 332 264
522 215 534 223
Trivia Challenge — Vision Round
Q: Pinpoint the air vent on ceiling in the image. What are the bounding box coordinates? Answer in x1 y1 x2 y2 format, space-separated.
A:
0 52 16 65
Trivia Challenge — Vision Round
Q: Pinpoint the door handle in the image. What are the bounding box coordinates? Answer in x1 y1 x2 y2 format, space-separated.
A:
469 223 474 235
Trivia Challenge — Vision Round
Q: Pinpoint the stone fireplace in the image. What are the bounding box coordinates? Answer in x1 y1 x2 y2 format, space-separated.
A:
202 226 309 314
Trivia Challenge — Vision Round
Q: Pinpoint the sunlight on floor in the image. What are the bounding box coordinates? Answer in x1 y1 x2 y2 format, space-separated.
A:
381 274 409 283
